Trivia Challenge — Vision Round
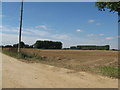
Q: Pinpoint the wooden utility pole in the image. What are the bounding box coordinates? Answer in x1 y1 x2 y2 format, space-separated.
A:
18 0 23 53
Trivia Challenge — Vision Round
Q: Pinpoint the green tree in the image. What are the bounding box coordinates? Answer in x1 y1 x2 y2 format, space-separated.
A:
34 40 62 49
96 1 120 22
13 41 25 48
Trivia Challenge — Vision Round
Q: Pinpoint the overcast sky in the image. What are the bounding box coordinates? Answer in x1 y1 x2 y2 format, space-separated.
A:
1 2 119 49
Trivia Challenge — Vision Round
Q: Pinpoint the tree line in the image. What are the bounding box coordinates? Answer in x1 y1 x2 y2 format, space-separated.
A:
70 45 110 50
34 40 62 49
1 40 63 49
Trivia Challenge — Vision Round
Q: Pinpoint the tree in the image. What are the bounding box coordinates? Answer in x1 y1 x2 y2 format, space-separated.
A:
13 41 25 48
70 46 77 49
96 1 120 22
34 40 62 49
4 45 12 48
24 44 29 48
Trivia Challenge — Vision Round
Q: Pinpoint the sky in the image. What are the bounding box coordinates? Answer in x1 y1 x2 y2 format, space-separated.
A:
1 2 119 49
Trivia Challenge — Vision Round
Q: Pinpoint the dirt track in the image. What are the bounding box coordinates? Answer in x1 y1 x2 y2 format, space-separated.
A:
2 53 118 88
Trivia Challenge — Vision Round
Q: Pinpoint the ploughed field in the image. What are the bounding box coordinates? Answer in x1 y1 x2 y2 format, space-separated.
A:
21 49 119 71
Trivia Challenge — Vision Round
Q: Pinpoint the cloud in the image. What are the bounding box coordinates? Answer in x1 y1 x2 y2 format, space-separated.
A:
96 23 101 26
2 25 118 49
88 19 95 23
88 20 101 26
51 34 71 40
0 26 2 30
105 36 120 40
2 25 72 45
2 26 19 33
116 36 120 38
0 14 5 18
2 33 18 45
23 29 49 36
76 29 83 32
0 15 2 18
105 37 114 40
87 34 104 37
2 33 50 45
2 26 49 37
35 25 47 30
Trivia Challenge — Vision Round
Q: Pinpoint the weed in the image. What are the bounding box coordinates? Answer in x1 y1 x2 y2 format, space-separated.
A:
98 66 120 78
2 49 46 61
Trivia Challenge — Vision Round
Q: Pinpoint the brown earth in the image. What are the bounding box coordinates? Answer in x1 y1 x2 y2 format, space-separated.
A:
2 53 118 88
21 49 119 71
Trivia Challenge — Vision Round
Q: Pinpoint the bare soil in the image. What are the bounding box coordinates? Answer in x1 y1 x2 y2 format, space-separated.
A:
21 49 119 71
2 53 118 88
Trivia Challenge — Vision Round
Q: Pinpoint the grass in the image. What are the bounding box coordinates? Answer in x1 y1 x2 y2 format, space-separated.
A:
2 49 20 58
97 66 120 78
2 48 120 79
2 49 46 61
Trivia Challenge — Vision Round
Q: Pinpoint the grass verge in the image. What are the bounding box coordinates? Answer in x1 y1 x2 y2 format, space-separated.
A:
2 49 46 61
97 66 120 78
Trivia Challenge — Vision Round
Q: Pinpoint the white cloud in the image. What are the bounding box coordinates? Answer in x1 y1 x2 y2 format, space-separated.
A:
2 25 72 45
87 34 104 37
0 14 5 18
1 25 118 49
0 26 2 30
96 23 101 26
35 25 47 30
2 33 18 45
23 29 49 36
105 37 114 40
99 34 104 36
105 36 120 40
88 19 95 23
2 26 19 33
51 34 71 40
2 26 49 37
116 36 120 38
2 32 50 45
0 15 2 18
76 29 83 32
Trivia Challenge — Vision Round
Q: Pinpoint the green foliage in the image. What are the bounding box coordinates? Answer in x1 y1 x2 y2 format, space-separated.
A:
2 49 46 61
4 45 13 48
98 66 120 78
13 41 25 48
70 45 109 50
2 49 19 58
12 41 33 48
96 1 120 14
34 40 62 49
96 1 120 22
70 46 77 49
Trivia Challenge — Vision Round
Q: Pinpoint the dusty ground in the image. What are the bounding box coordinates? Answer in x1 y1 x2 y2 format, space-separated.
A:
21 49 119 70
2 53 118 88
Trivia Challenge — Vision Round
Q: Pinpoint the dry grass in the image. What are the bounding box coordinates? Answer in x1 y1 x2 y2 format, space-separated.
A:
2 48 120 78
21 48 119 67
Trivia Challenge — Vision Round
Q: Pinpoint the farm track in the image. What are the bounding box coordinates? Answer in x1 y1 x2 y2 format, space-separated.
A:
1 53 118 88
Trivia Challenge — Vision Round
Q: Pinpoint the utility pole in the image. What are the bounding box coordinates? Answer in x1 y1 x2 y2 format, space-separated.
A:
18 0 23 53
